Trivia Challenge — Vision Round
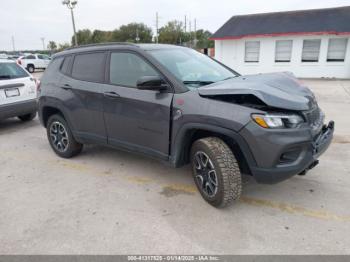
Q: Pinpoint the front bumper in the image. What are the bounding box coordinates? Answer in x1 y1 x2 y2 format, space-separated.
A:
240 121 334 184
0 99 37 120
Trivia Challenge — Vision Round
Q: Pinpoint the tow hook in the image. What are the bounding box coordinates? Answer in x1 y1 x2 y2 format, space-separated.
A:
298 160 319 176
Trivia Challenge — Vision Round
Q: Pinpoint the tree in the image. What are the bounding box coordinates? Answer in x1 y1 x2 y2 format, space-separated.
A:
47 41 57 51
91 30 112 43
118 23 153 43
73 29 93 45
57 42 71 51
158 20 184 44
110 29 121 42
195 30 214 49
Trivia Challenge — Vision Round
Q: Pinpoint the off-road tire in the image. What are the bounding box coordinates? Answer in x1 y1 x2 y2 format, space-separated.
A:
46 114 83 158
27 64 35 73
18 112 36 122
190 137 242 208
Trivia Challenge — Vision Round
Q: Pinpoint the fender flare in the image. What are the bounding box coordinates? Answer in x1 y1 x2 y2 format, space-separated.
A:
39 97 75 131
170 123 257 169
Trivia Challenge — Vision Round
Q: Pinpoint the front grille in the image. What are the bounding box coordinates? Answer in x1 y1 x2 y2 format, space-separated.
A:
304 106 323 129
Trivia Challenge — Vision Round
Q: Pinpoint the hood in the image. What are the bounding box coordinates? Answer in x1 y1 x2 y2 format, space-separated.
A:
198 72 316 111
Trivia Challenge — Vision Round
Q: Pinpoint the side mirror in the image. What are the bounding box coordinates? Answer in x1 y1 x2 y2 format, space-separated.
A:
137 76 168 91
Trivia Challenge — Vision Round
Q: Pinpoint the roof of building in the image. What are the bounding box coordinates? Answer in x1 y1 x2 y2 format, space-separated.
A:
210 6 350 40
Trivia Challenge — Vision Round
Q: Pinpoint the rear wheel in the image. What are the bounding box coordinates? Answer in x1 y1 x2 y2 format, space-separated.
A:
27 64 35 73
18 112 36 122
190 137 242 208
47 114 83 158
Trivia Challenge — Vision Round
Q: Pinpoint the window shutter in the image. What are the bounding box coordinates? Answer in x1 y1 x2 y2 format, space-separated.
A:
245 41 260 62
275 40 293 62
327 38 348 62
302 40 321 62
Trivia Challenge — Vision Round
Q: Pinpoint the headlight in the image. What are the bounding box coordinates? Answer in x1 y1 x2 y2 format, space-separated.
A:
252 113 304 129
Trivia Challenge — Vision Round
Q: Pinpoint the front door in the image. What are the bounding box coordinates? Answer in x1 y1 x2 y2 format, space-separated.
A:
103 52 173 159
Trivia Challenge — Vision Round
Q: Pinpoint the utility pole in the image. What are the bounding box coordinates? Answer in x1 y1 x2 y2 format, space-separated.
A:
135 28 140 43
184 15 187 32
194 19 197 49
62 0 78 46
189 19 192 48
11 36 15 51
40 37 45 50
155 12 159 44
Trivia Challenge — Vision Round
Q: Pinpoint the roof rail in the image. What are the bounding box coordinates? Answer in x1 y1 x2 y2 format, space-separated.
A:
65 42 137 51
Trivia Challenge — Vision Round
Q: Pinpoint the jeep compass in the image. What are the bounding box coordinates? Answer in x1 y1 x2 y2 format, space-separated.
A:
38 43 334 207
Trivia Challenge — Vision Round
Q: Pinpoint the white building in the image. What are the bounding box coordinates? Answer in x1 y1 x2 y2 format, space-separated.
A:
211 6 350 79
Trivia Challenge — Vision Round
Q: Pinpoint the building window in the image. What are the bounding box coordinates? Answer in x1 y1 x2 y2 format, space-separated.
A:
275 40 293 62
245 41 260 62
327 38 348 62
302 39 321 62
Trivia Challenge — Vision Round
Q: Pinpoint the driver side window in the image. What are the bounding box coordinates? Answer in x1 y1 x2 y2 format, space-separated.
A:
109 52 159 88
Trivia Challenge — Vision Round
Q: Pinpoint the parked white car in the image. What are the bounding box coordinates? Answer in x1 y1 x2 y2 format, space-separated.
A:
0 59 38 121
18 54 51 73
0 53 8 59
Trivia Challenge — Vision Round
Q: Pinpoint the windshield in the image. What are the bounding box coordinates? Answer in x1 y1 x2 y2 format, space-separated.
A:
148 48 239 88
0 62 29 80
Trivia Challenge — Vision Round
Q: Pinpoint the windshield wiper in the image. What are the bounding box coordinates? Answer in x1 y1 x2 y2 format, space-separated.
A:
183 80 214 86
0 75 11 80
219 76 237 82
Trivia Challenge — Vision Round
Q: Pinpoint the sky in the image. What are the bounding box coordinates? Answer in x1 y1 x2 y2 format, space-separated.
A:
1 0 350 51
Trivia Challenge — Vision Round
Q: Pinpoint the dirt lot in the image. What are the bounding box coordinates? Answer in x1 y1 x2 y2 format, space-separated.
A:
1 73 350 254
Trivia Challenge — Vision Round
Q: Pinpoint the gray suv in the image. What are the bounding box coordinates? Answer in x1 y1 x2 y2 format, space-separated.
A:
38 43 334 207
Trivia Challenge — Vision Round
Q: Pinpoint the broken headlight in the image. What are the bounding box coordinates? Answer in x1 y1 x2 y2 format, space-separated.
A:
252 113 304 129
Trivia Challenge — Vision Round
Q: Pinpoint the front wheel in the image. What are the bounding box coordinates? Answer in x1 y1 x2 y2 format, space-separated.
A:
190 137 242 208
46 114 83 158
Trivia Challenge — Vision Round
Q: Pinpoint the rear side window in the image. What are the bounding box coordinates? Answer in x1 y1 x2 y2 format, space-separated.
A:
0 62 29 80
109 52 159 87
60 55 73 75
71 52 106 82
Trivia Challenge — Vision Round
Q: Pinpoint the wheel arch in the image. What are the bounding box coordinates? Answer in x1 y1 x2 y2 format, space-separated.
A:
170 123 257 175
41 105 67 128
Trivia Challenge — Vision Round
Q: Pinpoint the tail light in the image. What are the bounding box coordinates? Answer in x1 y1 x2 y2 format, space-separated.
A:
17 59 22 65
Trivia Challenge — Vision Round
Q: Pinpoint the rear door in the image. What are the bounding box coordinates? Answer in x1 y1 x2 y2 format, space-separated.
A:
102 51 173 159
0 62 36 105
60 52 107 144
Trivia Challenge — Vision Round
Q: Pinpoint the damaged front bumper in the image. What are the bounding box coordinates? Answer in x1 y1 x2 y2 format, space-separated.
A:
241 121 335 184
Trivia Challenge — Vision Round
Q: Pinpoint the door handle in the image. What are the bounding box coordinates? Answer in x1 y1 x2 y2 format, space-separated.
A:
61 84 72 90
104 91 120 98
